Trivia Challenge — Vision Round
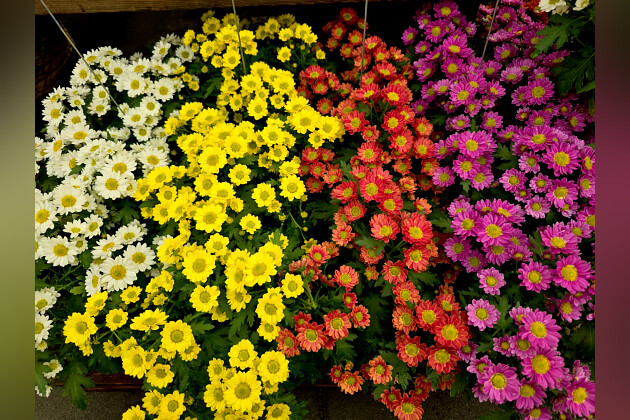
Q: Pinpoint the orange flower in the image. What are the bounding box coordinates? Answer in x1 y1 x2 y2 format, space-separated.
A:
338 371 364 394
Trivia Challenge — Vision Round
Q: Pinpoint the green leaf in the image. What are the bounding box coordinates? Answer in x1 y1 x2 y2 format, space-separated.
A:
35 362 52 395
449 372 467 397
78 251 93 269
61 362 94 410
191 321 215 336
70 286 85 296
535 16 572 53
228 310 249 341
428 209 453 231
334 338 357 363
354 235 386 256
408 270 440 287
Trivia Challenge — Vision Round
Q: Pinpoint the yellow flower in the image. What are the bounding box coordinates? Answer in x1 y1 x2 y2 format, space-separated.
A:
130 309 168 332
251 183 276 208
121 347 151 379
121 286 142 304
160 321 195 354
228 339 258 370
227 164 251 186
103 340 120 358
257 321 280 342
194 203 228 233
143 390 164 415
198 146 227 174
179 102 204 121
182 248 217 283
239 214 261 234
122 405 146 420
211 305 229 322
63 312 97 345
226 287 252 312
85 291 108 316
224 370 262 413
244 252 277 286
158 391 186 420
105 308 128 331
277 46 291 63
281 274 304 298
255 294 285 325
247 97 269 120
266 403 291 420
279 174 306 201
222 48 242 69
190 284 220 313
278 28 293 42
258 351 289 385
316 49 326 60
180 342 202 362
207 358 225 379
203 381 227 412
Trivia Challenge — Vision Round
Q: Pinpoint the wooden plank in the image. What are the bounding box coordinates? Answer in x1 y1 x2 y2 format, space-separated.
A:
35 0 374 15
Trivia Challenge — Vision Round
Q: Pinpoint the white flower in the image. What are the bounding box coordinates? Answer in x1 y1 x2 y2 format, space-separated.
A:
60 121 97 144
72 236 88 254
44 136 66 160
92 235 124 260
94 169 132 200
138 146 169 170
63 219 87 238
52 183 87 215
35 201 58 236
35 288 59 314
152 40 172 60
101 256 138 292
538 0 567 13
117 70 148 97
131 57 152 75
43 359 64 380
35 313 53 345
84 268 103 296
70 61 91 86
41 102 65 126
40 236 79 267
139 95 162 116
124 243 156 272
174 45 194 62
116 223 145 245
83 214 104 238
151 78 177 102
35 385 53 398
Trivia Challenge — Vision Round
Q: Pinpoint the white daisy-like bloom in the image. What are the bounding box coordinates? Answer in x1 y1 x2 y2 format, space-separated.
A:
107 57 126 77
92 235 123 260
35 385 53 398
88 99 111 117
122 106 149 128
35 288 59 314
41 101 65 126
107 127 131 142
152 40 172 60
83 48 102 65
35 313 53 345
40 235 79 267
84 267 103 296
152 126 168 141
101 255 138 292
93 203 109 219
60 121 97 144
139 95 162 116
163 33 183 46
64 109 87 126
166 57 184 76
104 150 137 177
137 145 169 171
151 77 177 102
35 137 48 162
174 45 194 62
44 136 66 160
73 236 88 254
52 183 87 215
92 85 111 102
35 236 45 260
130 57 152 75
117 70 148 97
132 126 153 142
115 222 145 245
94 169 132 200
83 214 104 238
55 151 81 178
80 193 98 213
61 173 92 190
129 52 144 62
124 243 156 272
89 68 108 86
538 0 566 13
36 340 48 352
552 3 570 14
98 46 123 58
43 359 64 380
43 86 66 105
35 200 58 236
70 61 91 86
63 219 86 238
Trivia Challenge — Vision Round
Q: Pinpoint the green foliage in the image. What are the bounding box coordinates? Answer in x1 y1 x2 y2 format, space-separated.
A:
60 361 94 410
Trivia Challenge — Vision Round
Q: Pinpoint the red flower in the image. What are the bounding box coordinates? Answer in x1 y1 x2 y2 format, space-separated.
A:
381 83 411 106
339 7 358 24
334 99 357 117
392 157 413 176
420 157 439 176
357 141 382 164
370 213 400 243
435 293 460 313
333 265 359 290
309 244 330 266
412 137 435 159
342 291 357 308
303 65 326 81
378 192 404 216
426 345 459 374
352 83 381 103
398 177 417 195
324 309 351 340
403 245 430 272
368 355 393 385
342 110 367 134
338 371 364 394
322 166 343 185
350 305 370 328
305 177 324 193
382 260 408 284
393 281 421 306
373 46 391 62
433 314 469 349
309 161 326 178
302 147 321 163
329 365 344 384
389 129 414 154
393 393 424 420
332 223 355 246
415 300 444 333
276 328 301 357
412 374 433 402
396 334 427 367
296 321 325 352
392 305 417 334
346 29 363 46
413 117 433 136
437 369 459 391
364 265 379 281
319 148 335 163
401 212 433 246
343 199 367 222
316 97 334 115
330 23 346 40
292 311 312 327
331 181 358 203
361 124 381 142
359 173 386 202
359 245 384 265
380 387 403 411
383 110 404 133
374 62 397 80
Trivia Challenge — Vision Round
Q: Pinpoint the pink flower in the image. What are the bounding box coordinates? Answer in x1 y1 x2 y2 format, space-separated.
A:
457 130 493 159
517 261 552 293
476 213 514 247
508 334 537 360
515 379 546 411
444 237 472 262
478 267 506 295
520 309 562 350
465 299 499 331
540 223 579 256
543 141 580 176
451 209 480 238
554 255 592 294
470 166 494 190
480 363 520 404
467 355 494 378
565 378 595 418
524 77 554 105
524 196 550 219
521 348 567 390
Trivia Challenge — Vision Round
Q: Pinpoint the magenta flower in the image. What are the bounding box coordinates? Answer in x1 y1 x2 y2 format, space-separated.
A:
524 77 554 105
452 155 481 180
521 406 552 420
500 65 524 84
401 27 418 46
444 236 471 262
470 167 494 190
457 342 478 363
515 379 546 411
467 355 494 378
521 348 567 390
483 241 513 266
478 267 506 295
517 261 552 293
481 111 503 133
447 195 473 216
556 296 582 323
543 141 580 176
493 335 513 356
441 56 465 78
529 174 551 193
432 166 457 187
514 125 554 151
466 299 499 331
509 306 533 325
554 255 592 294
451 209 480 238
540 223 579 256
518 151 540 173
489 199 526 225
461 249 487 273
499 168 526 193
508 334 537 360
524 196 550 219
457 130 493 158
446 114 471 131
480 363 520 404
565 378 595 418
520 309 562 350
476 213 514 247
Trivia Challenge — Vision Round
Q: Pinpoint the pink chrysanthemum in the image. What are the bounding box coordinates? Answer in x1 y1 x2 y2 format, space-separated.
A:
521 348 567 390
540 224 579 256
554 255 592 294
457 342 478 363
508 334 537 360
515 379 547 411
556 296 582 323
499 168 526 194
517 261 552 293
461 249 487 273
520 309 562 350
543 141 580 176
480 363 520 404
470 166 494 190
465 299 499 331
476 213 514 247
457 130 492 159
524 77 554 106
524 196 550 219
565 378 595 417
493 335 513 357
443 237 471 262
514 125 554 151
521 406 552 420
546 178 579 210
432 166 456 187
477 267 506 295
451 209 479 238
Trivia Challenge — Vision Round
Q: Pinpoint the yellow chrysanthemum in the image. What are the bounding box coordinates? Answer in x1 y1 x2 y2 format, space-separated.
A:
158 391 186 420
190 284 220 313
224 370 262 413
240 214 262 234
130 309 169 332
266 403 291 420
258 351 289 385
279 174 306 201
105 308 128 331
203 381 227 412
63 312 97 345
255 294 285 325
281 273 304 298
160 320 195 354
251 183 276 208
244 252 277 286
228 339 258 370
143 390 164 415
193 203 228 233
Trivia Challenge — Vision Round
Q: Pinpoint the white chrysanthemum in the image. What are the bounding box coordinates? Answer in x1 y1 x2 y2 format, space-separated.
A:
174 45 194 62
137 146 169 170
92 235 124 260
151 78 177 102
84 267 103 296
36 341 48 352
43 86 66 105
139 95 162 116
35 288 59 314
101 255 138 292
107 58 126 77
55 151 81 178
35 313 53 345
35 200 58 236
44 137 66 160
41 101 65 126
574 0 590 11
122 106 148 128
60 121 97 144
43 359 64 380
118 70 148 97
94 203 109 219
40 236 79 267
151 126 168 141
64 109 87 126
152 40 172 60
83 214 103 239
88 99 111 117
131 57 152 75
63 219 86 238
103 151 137 177
94 169 131 200
132 125 153 142
115 223 145 245
124 243 156 272
73 236 88 254
538 0 566 12
35 236 45 260
52 183 87 215
70 61 91 86
108 127 131 142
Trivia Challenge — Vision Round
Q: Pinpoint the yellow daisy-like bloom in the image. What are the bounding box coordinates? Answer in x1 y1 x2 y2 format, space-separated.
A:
190 284 220 313
258 351 289 385
279 174 306 201
257 321 281 342
130 309 169 332
207 358 225 379
288 108 318 134
266 403 291 420
63 312 97 345
182 248 217 283
259 242 283 266
103 340 121 358
122 405 146 420
121 346 150 379
105 308 128 331
226 286 252 312
228 339 258 370
251 183 276 208
244 252 277 286
240 214 262 234
224 370 262 413
146 364 175 389
161 320 195 354
262 380 279 395
179 102 204 121
205 233 230 257
194 203 228 233
228 164 251 186
142 390 164 415
198 146 228 174
85 291 108 316
121 286 142 304
255 294 285 325
247 97 269 120
277 46 291 63
281 273 304 298
203 381 227 412
158 391 186 420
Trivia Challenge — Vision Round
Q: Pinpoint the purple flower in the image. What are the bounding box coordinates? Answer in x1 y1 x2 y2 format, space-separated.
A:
546 178 579 210
540 223 580 256
432 166 456 187
443 236 471 262
470 166 494 190
517 261 552 293
515 379 546 411
524 77 554 105
467 355 494 378
565 378 595 418
520 309 562 350
521 348 566 390
542 141 580 176
509 334 537 360
556 296 582 323
480 363 520 404
499 168 526 193
476 213 514 247
481 111 503 133
524 196 550 219
500 65 524 84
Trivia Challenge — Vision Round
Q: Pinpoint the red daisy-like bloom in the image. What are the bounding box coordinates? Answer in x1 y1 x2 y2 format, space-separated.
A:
415 300 444 332
350 304 370 328
292 311 312 328
353 83 381 102
412 374 433 402
343 199 367 222
303 65 326 81
309 161 326 178
403 245 430 272
356 141 382 164
427 345 459 375
329 365 344 384
359 245 385 265
324 309 352 340
296 321 325 352
342 291 357 308
370 213 400 243
332 223 356 246
333 265 359 290
389 129 414 154
305 177 324 193
380 387 403 411
364 265 379 281
374 62 397 80
393 281 421 306
435 293 460 313
412 137 435 159
359 173 387 202
323 166 343 185
309 244 330 266
276 328 301 357
316 97 334 115
392 305 417 334
394 393 424 420
379 193 405 215
382 260 408 284
368 355 393 385
383 110 404 133
433 314 469 349
381 83 411 106
362 124 381 142
338 371 364 394
401 212 433 246
342 110 367 134
396 334 427 367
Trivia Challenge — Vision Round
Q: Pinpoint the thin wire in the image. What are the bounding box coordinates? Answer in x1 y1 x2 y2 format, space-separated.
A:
38 0 124 114
481 0 501 60
359 0 369 86
230 0 248 75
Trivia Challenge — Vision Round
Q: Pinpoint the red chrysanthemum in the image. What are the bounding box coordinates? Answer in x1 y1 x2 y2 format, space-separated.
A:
396 334 427 367
296 321 326 352
401 212 433 246
427 345 460 374
333 265 359 290
356 141 382 164
329 365 344 384
343 199 367 222
383 109 405 133
309 244 330 266
380 387 403 411
392 305 417 334
433 314 469 349
331 181 358 203
324 309 352 340
350 304 370 328
382 260 408 284
332 223 356 246
362 124 381 142
415 300 444 333
276 328 301 357
370 213 400 243
368 355 393 385
359 173 387 202
435 293 460 313
338 371 364 394
379 193 405 215
393 393 424 420
342 291 357 308
393 281 421 306
342 110 367 134
412 374 432 402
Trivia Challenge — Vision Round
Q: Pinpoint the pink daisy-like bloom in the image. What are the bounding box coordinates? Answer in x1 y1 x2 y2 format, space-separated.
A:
444 237 472 262
540 223 580 256
401 27 418 45
476 213 514 247
483 241 513 266
465 299 499 331
467 355 495 378
509 306 533 326
578 174 595 199
517 261 552 293
529 174 551 193
554 255 592 294
453 156 481 181
499 168 526 194
542 141 580 176
565 378 595 418
524 77 554 105
447 195 472 216
508 334 537 360
521 406 552 420
514 125 554 151
457 130 492 159
480 363 520 404
481 111 503 133
521 348 566 390
441 56 466 78
472 383 490 403
457 342 478 363
461 249 487 273
493 335 513 357
451 209 480 238
520 309 562 351
500 65 524 84
566 219 592 241
446 114 471 131
546 178 579 210
524 196 551 219
510 244 534 263
570 360 592 382
518 151 540 173
515 379 547 411
478 267 506 295
432 166 457 187
488 199 526 225
556 296 582 323
449 83 475 106
470 166 494 190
